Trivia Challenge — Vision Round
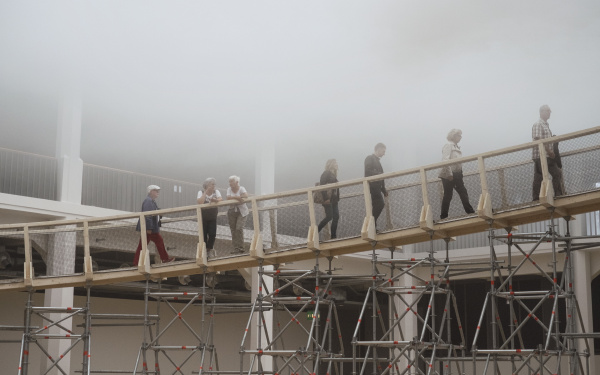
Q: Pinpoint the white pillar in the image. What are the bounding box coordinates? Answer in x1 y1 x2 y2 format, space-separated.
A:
398 244 419 370
250 146 275 373
571 214 595 375
42 92 83 375
255 146 275 197
56 92 83 204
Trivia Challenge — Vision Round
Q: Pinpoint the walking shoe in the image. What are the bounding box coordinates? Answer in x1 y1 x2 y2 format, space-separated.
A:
164 256 176 264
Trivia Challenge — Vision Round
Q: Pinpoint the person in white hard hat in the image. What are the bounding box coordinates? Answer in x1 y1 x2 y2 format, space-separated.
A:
133 185 175 265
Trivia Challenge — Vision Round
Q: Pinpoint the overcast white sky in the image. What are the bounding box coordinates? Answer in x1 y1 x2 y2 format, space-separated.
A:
1 1 599 193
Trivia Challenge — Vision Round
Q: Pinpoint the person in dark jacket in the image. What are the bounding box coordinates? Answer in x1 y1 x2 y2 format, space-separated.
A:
317 159 340 239
364 143 388 228
133 185 175 266
197 178 222 254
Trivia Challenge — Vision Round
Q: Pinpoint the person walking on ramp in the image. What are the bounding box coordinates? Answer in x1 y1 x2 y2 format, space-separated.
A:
438 129 475 220
133 185 175 266
364 143 388 231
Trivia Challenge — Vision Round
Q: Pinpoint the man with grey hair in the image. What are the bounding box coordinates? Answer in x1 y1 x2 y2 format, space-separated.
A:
532 105 564 200
133 185 175 266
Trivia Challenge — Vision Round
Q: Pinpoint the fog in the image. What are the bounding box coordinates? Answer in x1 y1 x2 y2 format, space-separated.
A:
1 1 599 193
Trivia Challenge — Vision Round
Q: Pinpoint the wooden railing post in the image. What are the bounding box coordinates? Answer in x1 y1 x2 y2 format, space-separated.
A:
307 191 320 250
196 207 207 266
538 143 555 207
477 156 493 219
250 199 264 258
361 180 376 241
138 213 150 274
419 168 433 230
83 221 93 281
23 225 33 287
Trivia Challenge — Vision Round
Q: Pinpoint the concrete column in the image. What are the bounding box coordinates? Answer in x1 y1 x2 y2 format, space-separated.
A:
255 146 275 197
250 146 275 373
251 265 273 372
571 214 595 375
55 92 83 204
398 244 419 370
42 92 82 375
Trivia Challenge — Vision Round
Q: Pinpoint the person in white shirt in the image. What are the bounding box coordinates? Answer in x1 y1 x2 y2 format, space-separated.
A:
197 178 222 253
226 175 249 253
438 129 475 220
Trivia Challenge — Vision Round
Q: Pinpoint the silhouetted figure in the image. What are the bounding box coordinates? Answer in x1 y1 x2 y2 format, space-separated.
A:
317 159 340 239
438 129 475 220
133 185 175 266
364 143 388 229
532 105 565 200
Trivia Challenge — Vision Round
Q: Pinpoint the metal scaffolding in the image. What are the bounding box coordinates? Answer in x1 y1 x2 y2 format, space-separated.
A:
135 273 222 375
469 215 600 375
239 253 377 375
351 239 470 375
17 287 92 375
347 215 600 374
8 215 600 374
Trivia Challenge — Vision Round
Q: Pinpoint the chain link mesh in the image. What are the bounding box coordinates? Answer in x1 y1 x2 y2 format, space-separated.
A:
259 193 309 254
384 172 423 230
156 209 198 262
557 132 600 196
484 148 534 213
0 228 25 282
88 218 139 270
27 224 83 277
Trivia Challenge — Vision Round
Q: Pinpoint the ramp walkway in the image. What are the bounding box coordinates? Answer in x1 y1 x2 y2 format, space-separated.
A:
1 126 599 293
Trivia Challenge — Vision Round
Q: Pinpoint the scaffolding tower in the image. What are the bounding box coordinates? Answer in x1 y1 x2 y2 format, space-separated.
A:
469 215 600 375
17 287 92 375
135 272 222 375
351 238 472 375
240 253 380 375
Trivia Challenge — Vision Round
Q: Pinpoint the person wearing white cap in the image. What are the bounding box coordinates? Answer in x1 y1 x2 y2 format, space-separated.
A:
133 185 175 265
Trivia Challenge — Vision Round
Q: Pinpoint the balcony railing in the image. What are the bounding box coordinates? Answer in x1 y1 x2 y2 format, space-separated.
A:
81 164 209 211
0 148 57 200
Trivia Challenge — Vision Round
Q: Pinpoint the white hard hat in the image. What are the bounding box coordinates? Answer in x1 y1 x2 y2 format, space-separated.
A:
147 185 161 193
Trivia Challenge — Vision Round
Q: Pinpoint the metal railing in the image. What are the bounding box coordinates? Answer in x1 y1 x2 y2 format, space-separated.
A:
0 148 57 200
82 164 209 211
0 126 599 288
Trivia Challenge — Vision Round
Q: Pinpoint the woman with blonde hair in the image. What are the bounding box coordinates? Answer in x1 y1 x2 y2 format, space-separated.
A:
317 159 340 239
438 129 475 220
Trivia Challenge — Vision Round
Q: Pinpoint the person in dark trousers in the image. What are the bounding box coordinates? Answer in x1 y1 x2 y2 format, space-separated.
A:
438 129 475 220
364 143 388 229
197 178 222 255
133 185 175 266
532 104 565 200
317 159 340 239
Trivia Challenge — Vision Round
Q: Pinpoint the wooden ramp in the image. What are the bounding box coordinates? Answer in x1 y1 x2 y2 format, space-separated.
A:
1 126 599 293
